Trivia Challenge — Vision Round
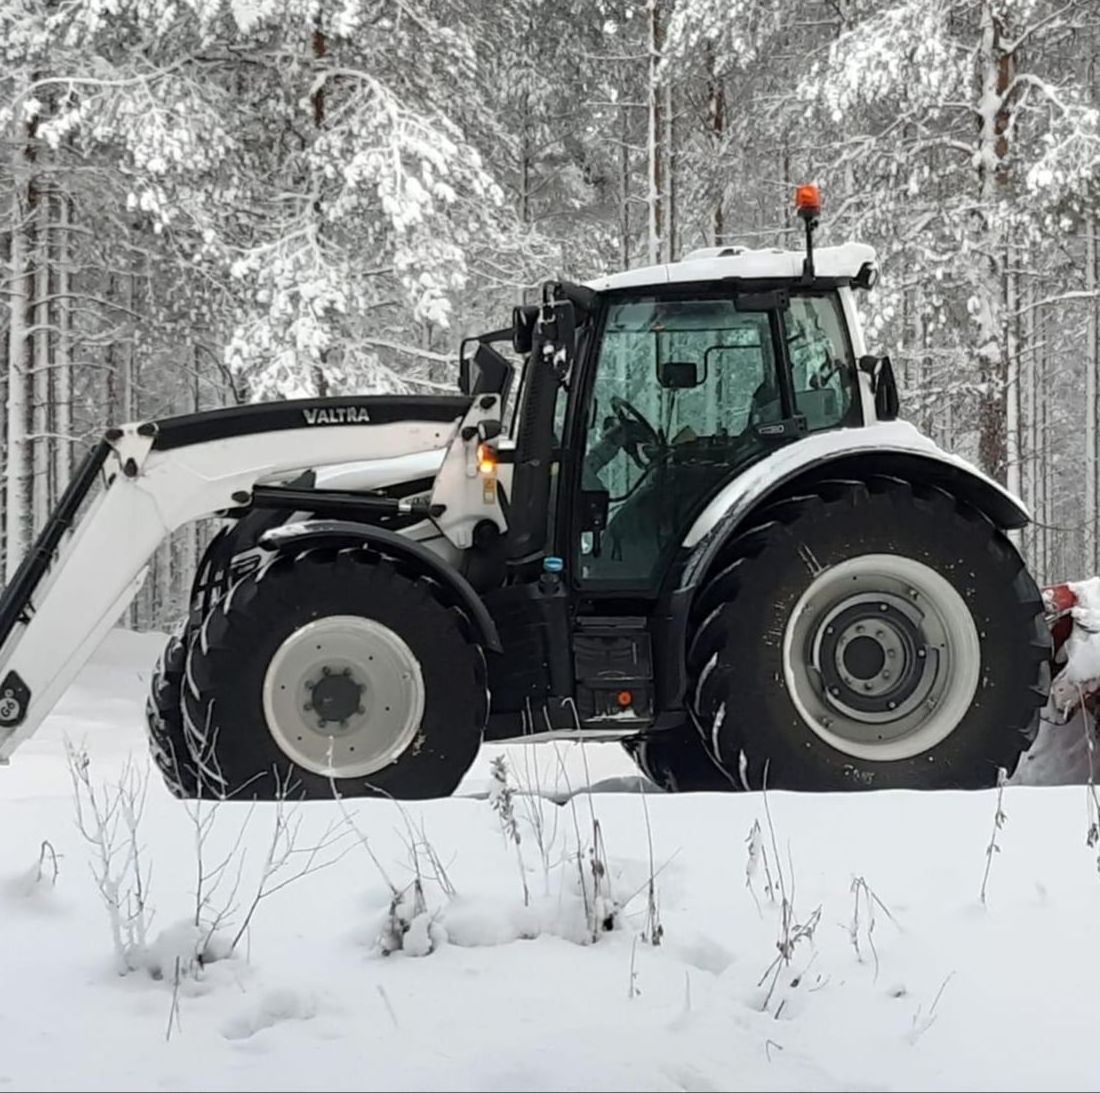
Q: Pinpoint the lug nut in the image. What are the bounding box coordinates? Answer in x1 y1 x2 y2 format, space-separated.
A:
888 700 897 710
829 686 841 697
887 649 896 658
879 603 888 612
917 649 927 659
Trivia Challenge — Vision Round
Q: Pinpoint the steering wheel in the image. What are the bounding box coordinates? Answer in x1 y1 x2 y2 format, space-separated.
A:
610 395 662 469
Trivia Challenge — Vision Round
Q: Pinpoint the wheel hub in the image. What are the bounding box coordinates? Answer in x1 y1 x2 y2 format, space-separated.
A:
781 554 981 763
262 615 425 779
307 669 364 727
816 597 929 717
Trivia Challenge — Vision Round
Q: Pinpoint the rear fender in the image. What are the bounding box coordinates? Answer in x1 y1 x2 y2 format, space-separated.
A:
680 421 1027 590
258 519 502 653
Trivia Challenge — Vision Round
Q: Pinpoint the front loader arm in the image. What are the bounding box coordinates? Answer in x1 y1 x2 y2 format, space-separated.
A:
0 398 468 763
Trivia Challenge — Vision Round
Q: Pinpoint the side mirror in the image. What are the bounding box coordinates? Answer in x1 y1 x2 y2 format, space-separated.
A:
657 360 701 389
858 354 900 421
512 305 539 355
459 341 513 402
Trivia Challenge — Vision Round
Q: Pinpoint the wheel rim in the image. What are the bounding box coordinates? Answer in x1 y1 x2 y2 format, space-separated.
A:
781 554 980 762
262 615 425 778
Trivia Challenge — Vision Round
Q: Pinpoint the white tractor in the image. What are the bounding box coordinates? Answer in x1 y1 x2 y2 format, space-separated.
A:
0 186 1054 798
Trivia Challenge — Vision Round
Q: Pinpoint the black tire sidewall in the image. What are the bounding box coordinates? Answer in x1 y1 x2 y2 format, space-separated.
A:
698 483 1046 790
184 550 486 800
622 724 736 793
146 623 200 797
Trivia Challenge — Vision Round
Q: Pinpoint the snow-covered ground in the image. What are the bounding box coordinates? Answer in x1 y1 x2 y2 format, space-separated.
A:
3 630 1100 1091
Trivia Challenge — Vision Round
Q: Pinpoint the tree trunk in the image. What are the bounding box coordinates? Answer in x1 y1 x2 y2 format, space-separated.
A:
1004 242 1020 502
1087 214 1098 573
52 191 72 496
973 0 1014 482
706 48 725 245
662 79 675 262
619 105 630 270
5 134 33 581
31 179 51 534
646 0 663 266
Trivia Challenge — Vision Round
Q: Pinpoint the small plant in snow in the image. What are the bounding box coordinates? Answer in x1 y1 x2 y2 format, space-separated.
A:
5 839 61 900
979 766 1009 904
66 742 153 974
1076 688 1100 872
366 797 454 957
908 972 955 1045
555 745 620 943
847 875 898 982
756 776 821 1014
489 754 529 907
639 785 663 947
746 818 776 912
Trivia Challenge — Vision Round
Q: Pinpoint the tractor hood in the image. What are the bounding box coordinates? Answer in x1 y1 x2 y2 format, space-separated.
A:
313 449 446 494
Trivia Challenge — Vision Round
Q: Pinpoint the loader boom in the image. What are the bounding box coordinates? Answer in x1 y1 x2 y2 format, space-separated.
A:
0 396 483 762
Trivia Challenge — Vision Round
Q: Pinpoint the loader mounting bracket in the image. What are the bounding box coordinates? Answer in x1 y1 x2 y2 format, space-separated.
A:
0 671 30 728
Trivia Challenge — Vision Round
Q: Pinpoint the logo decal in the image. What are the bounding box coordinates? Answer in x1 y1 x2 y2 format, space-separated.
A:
302 406 371 425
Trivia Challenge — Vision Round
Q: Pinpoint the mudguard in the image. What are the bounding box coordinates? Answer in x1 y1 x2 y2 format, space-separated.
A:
679 420 1028 592
259 519 502 653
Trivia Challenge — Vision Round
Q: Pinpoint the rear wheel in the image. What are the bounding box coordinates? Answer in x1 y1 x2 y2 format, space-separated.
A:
687 478 1050 791
179 547 488 800
622 724 736 792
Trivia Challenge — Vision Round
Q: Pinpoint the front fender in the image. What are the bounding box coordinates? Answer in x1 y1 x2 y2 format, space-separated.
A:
680 421 1027 592
258 519 502 653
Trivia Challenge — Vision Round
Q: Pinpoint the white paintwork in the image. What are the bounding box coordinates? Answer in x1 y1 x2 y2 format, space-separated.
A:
429 393 508 549
312 449 445 492
682 419 1028 549
838 285 879 424
0 414 466 763
585 242 877 293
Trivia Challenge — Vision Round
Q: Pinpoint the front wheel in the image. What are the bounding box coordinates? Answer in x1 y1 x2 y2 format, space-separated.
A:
179 547 488 800
688 478 1051 791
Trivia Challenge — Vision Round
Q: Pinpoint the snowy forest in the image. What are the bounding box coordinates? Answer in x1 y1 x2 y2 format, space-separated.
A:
3 0 1100 628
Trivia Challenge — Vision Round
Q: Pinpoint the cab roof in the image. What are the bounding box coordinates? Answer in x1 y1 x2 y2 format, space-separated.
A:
585 242 877 293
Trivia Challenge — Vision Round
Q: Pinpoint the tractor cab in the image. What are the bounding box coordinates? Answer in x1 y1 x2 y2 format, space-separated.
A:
460 189 891 594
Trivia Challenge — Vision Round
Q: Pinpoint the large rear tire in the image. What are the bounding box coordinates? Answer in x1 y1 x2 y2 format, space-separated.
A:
179 547 488 800
622 724 736 792
687 478 1050 791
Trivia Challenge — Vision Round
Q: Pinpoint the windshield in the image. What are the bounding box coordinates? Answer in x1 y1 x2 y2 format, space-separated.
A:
578 290 856 587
